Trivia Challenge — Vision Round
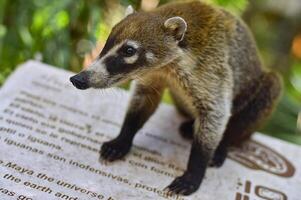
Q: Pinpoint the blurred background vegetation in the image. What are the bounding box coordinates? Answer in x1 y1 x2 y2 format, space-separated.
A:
0 0 300 145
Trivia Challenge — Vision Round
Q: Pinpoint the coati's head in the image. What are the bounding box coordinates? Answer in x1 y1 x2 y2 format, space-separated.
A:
70 6 187 90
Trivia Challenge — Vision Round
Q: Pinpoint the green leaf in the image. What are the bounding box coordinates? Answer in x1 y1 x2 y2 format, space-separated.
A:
0 24 6 38
55 11 69 29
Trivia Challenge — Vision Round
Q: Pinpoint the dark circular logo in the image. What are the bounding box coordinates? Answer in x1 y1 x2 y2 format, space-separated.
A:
228 140 295 178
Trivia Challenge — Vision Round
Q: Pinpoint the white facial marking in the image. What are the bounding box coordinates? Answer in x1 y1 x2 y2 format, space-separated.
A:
102 42 124 60
88 60 107 74
86 59 109 88
127 40 140 49
146 52 155 61
124 54 138 64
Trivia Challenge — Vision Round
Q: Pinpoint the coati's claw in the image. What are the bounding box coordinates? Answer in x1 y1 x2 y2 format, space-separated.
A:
166 173 200 195
100 139 131 162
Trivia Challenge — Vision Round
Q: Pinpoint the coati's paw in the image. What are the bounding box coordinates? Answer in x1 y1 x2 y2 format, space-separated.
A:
100 139 131 162
165 173 200 195
179 120 194 140
209 150 227 168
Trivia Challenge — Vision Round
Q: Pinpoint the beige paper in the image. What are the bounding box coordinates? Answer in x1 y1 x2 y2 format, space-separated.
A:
0 61 300 200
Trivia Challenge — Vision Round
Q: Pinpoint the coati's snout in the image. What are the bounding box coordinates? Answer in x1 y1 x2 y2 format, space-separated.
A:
70 71 90 90
70 40 146 90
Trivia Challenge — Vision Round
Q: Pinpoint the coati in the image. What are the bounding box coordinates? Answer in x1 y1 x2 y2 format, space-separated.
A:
70 1 282 195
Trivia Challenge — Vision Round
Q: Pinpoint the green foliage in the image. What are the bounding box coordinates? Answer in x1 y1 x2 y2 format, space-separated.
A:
0 0 105 77
212 0 248 14
263 98 301 144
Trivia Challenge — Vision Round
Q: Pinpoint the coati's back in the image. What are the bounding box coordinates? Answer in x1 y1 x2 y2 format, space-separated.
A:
153 1 265 98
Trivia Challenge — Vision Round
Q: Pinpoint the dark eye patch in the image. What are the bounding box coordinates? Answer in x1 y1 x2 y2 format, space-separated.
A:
104 55 125 75
105 50 146 75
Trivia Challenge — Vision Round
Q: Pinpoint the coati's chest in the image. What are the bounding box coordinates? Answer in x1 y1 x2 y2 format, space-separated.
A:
166 68 197 118
169 84 196 118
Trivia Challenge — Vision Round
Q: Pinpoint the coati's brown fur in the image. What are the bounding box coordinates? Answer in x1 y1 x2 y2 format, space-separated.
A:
70 1 282 196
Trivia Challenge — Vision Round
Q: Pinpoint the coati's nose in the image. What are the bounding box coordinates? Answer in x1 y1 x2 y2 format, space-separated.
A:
70 72 90 90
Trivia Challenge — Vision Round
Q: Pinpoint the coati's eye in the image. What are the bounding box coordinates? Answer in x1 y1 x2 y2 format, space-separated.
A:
122 46 136 57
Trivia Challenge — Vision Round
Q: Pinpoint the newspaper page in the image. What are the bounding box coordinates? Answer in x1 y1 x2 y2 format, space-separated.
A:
0 61 300 200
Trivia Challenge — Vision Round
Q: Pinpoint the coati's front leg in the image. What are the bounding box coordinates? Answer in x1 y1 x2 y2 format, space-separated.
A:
167 95 231 195
100 80 164 161
179 119 229 168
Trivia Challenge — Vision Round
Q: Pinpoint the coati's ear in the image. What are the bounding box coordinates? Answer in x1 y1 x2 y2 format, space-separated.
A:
164 17 187 42
125 5 135 17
